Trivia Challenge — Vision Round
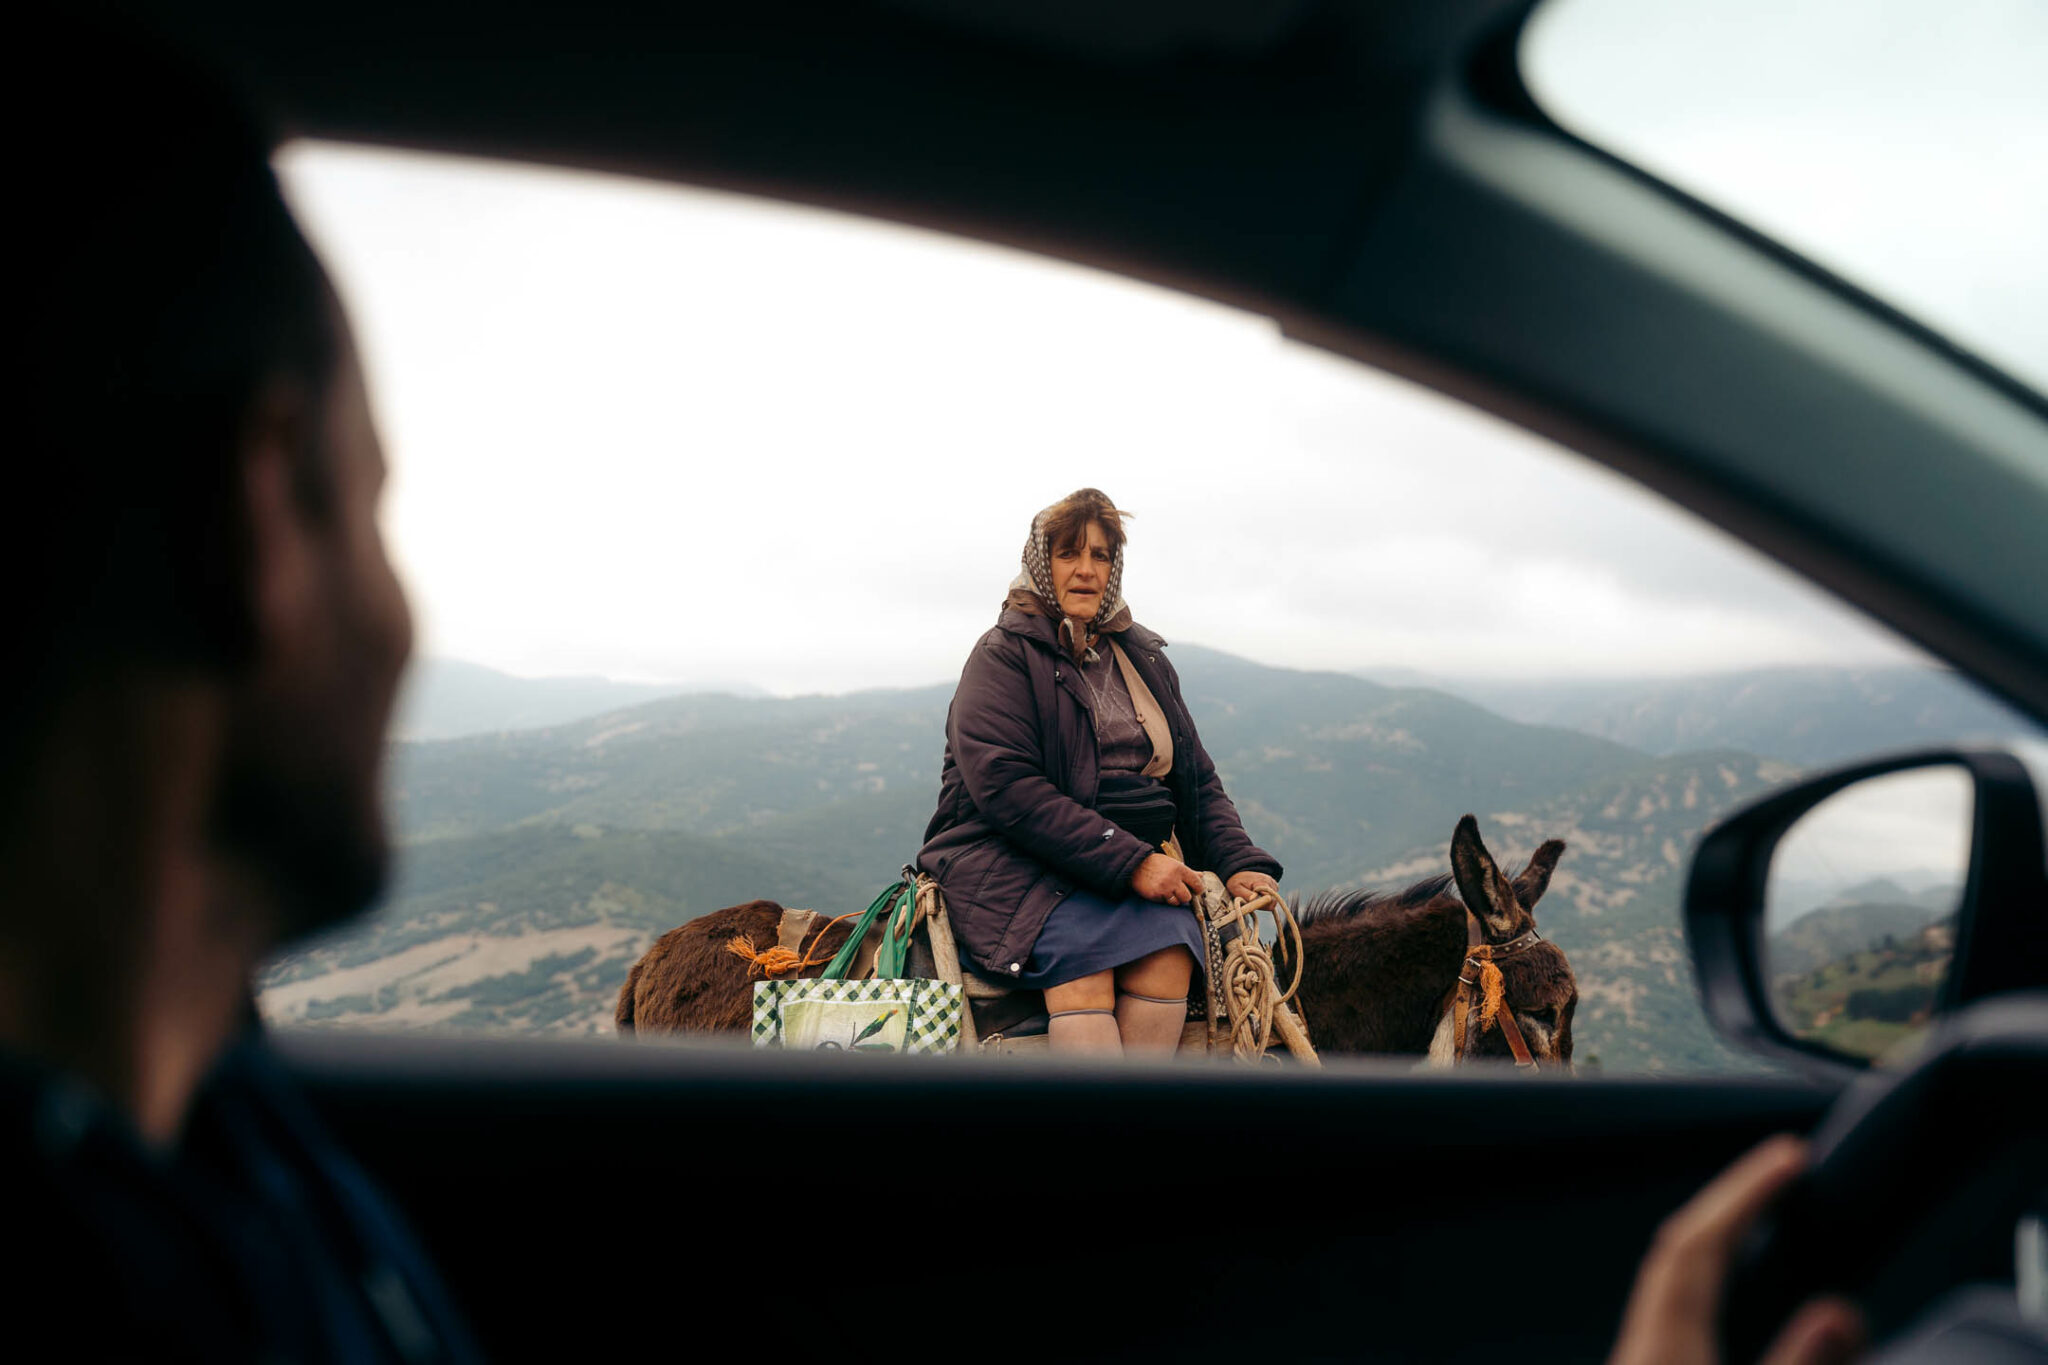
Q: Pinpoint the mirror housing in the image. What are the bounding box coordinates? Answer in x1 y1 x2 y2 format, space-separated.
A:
1685 747 2047 1074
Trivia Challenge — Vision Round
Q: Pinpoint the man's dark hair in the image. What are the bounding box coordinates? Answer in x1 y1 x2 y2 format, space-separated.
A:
12 20 339 805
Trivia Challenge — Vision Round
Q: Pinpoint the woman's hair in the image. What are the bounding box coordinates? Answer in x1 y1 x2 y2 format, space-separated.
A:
1040 488 1132 555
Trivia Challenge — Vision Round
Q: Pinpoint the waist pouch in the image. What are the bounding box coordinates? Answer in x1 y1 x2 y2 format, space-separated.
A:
1094 771 1178 850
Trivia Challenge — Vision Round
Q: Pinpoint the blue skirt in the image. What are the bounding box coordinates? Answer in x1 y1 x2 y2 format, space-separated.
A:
1013 886 1207 989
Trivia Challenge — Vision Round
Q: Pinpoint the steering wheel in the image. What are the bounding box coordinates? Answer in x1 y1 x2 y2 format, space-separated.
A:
1721 992 2048 1362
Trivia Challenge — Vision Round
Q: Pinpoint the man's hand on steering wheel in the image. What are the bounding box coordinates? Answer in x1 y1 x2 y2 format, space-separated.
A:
1609 1136 1866 1365
1225 869 1280 904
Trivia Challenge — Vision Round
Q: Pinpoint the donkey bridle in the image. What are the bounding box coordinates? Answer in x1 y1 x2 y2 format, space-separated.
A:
1452 914 1546 1071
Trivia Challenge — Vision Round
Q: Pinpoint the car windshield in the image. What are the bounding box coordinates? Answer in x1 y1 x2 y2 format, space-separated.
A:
1521 0 2048 396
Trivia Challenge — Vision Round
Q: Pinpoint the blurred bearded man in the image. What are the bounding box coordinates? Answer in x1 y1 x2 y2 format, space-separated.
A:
0 21 478 1361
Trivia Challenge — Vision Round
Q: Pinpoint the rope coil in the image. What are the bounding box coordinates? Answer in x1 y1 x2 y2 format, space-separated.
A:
1222 937 1275 1060
1204 886 1318 1065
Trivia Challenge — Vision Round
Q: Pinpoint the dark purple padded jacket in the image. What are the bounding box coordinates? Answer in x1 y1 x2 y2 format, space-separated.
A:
916 608 1282 981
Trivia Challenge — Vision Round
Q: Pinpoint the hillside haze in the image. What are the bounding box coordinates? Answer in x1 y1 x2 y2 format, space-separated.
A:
393 658 766 741
1363 665 2038 767
258 646 1998 1071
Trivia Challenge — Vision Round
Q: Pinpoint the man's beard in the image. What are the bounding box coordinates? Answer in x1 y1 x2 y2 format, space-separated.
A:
213 688 391 946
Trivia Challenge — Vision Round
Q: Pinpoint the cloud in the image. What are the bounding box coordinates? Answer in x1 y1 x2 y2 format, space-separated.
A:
281 137 1947 695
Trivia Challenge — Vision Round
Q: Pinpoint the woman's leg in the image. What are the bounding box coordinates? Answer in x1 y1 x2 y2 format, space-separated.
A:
1113 945 1194 1055
1044 970 1120 1055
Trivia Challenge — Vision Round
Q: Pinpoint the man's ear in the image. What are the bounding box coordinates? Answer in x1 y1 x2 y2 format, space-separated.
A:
235 380 320 672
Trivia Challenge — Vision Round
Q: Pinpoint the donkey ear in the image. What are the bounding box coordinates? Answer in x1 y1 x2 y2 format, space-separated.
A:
1513 840 1567 913
1450 814 1518 937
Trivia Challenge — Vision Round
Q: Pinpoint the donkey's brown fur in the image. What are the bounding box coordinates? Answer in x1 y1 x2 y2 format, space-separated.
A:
1290 815 1576 1064
614 899 857 1033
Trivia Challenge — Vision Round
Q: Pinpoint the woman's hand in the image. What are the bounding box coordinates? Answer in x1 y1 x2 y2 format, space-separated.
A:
1132 853 1204 907
1608 1136 1864 1365
1226 870 1280 904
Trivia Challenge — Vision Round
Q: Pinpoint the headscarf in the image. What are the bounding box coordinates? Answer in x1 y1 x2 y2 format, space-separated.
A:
1004 496 1134 664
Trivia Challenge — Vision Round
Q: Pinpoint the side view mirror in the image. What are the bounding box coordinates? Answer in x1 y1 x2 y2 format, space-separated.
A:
1685 747 2048 1073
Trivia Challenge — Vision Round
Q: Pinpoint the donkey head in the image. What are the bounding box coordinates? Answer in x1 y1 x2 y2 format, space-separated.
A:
1448 815 1577 1067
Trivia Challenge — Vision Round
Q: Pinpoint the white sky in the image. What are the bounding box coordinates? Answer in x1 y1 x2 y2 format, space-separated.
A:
275 0 2045 698
1765 765 1974 929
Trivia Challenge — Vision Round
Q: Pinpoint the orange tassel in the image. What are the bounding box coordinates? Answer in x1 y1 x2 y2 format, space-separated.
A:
1477 959 1507 1030
726 935 805 978
725 907 867 980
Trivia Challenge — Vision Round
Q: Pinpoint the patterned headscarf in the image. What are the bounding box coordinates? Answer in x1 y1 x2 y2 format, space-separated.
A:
1005 493 1133 663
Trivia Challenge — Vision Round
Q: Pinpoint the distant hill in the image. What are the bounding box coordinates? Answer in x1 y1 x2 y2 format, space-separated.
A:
1763 873 1963 925
263 823 870 1034
1767 894 1951 979
393 658 765 741
263 644 1801 1070
1359 665 2039 767
1768 916 1952 1061
385 681 953 846
383 648 1645 890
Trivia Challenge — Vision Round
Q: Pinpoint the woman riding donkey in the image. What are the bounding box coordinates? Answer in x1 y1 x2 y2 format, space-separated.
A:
917 489 1283 1056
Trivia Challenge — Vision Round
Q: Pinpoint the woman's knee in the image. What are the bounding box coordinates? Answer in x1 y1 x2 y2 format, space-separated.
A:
1045 969 1116 1014
1116 945 1194 998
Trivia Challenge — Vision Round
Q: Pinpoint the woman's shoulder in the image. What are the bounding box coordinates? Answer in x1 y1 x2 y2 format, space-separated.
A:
964 617 1032 669
1114 623 1186 697
1118 621 1169 654
982 607 1060 655
968 625 1014 659
955 624 1043 711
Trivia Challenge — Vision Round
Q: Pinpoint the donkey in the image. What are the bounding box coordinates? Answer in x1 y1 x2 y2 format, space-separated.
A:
616 815 1575 1067
1290 815 1575 1067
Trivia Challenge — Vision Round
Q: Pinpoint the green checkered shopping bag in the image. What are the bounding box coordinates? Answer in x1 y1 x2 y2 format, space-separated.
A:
752 878 964 1055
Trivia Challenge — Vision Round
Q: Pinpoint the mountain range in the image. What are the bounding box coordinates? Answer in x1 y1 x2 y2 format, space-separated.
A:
1359 665 2036 767
392 658 764 741
1766 879 1956 979
258 649 2039 1072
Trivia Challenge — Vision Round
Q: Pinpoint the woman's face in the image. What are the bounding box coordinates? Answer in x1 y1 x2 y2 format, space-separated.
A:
1051 520 1114 621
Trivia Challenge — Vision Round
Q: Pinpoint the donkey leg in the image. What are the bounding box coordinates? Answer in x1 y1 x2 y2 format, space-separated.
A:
1113 946 1194 1055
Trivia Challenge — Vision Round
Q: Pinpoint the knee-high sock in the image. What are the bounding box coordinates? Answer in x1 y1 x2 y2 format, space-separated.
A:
1048 1008 1122 1055
1115 993 1187 1055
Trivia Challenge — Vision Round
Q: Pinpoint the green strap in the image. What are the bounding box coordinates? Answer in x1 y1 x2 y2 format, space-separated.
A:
875 882 917 980
822 880 912 981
